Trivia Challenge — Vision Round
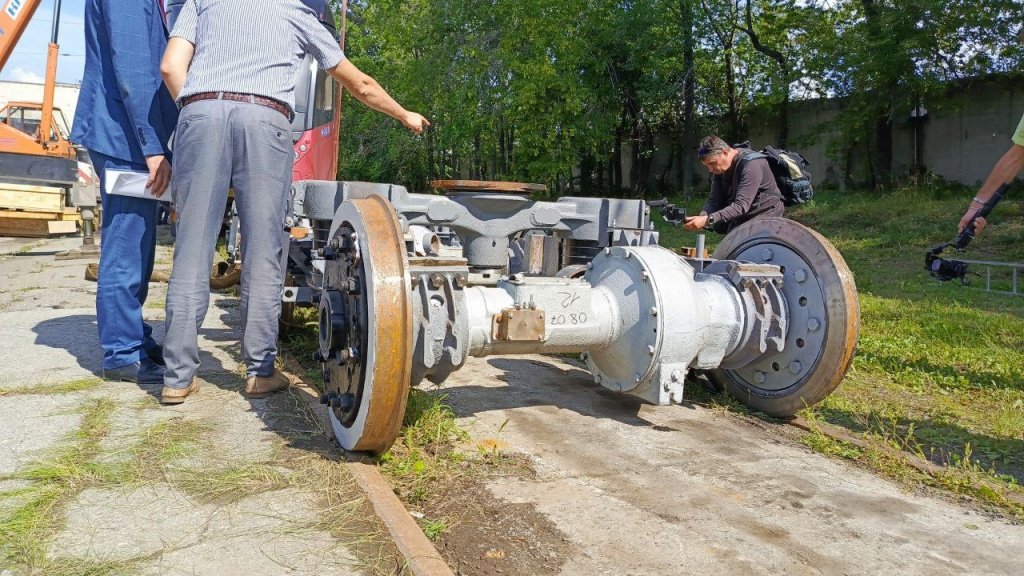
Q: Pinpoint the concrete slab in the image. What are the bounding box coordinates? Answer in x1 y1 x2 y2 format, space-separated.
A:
437 355 1024 576
0 394 84 475
54 484 358 576
0 236 368 574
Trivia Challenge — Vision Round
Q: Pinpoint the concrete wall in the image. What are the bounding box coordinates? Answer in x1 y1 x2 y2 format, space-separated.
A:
619 74 1024 192
0 80 82 134
747 75 1024 188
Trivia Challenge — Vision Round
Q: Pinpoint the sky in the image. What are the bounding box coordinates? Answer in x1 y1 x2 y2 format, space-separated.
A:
2 0 87 85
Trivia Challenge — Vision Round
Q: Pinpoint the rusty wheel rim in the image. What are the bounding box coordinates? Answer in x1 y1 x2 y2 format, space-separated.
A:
324 195 413 454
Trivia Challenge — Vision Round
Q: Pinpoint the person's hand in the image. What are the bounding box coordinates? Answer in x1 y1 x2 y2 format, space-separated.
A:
958 209 987 236
145 155 171 198
683 213 708 231
401 111 430 135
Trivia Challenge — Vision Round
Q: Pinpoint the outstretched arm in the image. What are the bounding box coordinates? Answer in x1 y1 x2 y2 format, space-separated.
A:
958 144 1024 234
327 59 430 134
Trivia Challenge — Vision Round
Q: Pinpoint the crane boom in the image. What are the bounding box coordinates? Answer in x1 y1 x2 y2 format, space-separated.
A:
0 0 43 71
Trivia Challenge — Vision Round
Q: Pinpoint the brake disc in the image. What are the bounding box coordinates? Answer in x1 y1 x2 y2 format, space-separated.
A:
707 217 859 417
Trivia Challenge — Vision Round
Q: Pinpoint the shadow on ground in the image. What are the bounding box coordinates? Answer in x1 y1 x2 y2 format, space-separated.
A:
814 404 1024 485
431 356 700 430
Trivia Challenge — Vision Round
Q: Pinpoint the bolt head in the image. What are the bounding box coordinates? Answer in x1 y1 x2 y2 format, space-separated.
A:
789 361 803 375
808 317 821 331
762 248 774 261
338 393 355 411
649 306 659 317
754 371 767 384
795 269 808 283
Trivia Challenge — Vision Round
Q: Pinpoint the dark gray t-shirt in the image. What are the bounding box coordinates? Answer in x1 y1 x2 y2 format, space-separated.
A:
703 150 784 229
171 0 345 114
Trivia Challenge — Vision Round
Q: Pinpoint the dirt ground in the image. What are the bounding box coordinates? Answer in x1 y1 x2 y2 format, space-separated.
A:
422 356 1024 576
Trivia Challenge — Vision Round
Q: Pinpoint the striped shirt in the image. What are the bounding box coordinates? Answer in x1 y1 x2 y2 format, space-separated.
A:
171 0 345 114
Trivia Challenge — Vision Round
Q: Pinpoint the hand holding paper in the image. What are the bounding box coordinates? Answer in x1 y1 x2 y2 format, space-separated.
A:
145 155 171 198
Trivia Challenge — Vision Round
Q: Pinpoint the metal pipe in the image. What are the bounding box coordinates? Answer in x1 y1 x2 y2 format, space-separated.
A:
38 0 62 146
50 0 61 42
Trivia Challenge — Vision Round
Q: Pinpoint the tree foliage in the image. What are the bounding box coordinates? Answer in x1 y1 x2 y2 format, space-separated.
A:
332 0 1023 194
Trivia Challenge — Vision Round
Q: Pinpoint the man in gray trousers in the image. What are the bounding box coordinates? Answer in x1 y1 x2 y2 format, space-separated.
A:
159 0 429 404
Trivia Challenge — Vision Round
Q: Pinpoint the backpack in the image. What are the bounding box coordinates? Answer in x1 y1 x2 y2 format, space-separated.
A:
735 143 814 207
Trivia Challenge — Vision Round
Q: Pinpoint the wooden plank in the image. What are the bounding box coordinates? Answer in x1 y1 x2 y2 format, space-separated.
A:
0 217 77 238
0 183 65 193
0 209 80 221
0 183 65 212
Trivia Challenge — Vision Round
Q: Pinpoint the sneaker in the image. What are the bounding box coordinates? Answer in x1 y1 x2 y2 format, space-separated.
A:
245 370 299 399
103 360 165 385
161 379 201 405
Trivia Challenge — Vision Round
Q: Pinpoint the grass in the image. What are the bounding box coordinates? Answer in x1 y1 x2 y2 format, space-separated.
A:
657 184 1024 518
279 308 526 514
0 378 102 398
0 399 125 572
0 398 213 573
376 390 470 504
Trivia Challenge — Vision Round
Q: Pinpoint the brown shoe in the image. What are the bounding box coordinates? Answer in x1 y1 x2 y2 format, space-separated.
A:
245 370 298 399
161 379 200 405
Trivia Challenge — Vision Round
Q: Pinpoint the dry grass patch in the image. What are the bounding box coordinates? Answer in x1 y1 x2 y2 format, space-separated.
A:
0 378 102 398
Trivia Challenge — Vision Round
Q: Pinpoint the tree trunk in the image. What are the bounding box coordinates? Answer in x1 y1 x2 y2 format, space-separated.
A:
874 113 892 189
613 124 624 192
725 50 738 142
779 91 790 147
680 0 696 197
426 127 435 183
580 153 594 195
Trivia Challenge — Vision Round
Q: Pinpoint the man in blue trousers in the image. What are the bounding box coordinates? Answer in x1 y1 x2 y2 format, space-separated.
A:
71 0 179 384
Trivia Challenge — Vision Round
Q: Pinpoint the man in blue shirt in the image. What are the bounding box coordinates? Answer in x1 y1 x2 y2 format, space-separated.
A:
71 0 178 384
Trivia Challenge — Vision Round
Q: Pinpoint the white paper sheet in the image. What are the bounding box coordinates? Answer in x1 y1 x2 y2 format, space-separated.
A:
104 169 160 200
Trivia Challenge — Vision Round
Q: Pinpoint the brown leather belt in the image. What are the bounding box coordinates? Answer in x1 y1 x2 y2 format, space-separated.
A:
181 91 291 120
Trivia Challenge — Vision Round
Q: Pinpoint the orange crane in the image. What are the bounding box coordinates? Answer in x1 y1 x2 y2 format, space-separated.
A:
0 0 78 186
